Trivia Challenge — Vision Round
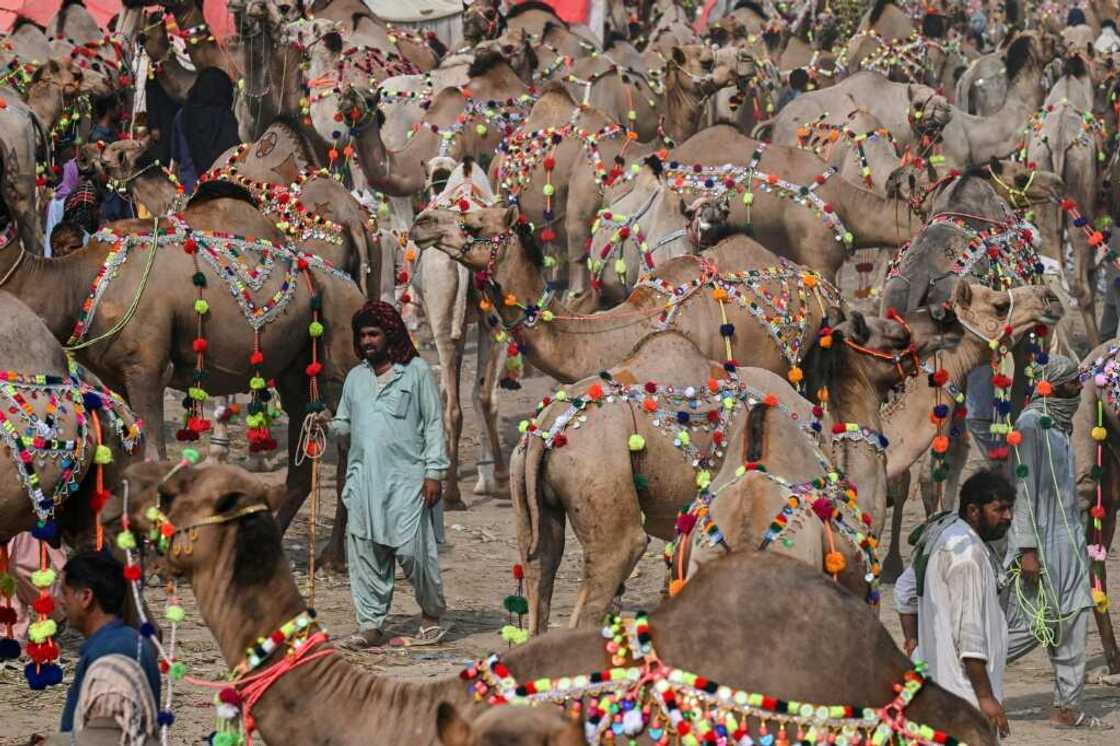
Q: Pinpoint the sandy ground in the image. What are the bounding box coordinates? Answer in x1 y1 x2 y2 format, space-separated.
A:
2 337 1119 745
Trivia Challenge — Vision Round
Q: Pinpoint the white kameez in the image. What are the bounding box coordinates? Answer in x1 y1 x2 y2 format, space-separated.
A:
896 518 1008 707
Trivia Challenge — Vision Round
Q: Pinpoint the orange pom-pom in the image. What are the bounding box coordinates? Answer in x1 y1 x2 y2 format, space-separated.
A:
668 579 685 597
825 551 847 575
1007 430 1023 446
1035 380 1053 397
931 435 950 454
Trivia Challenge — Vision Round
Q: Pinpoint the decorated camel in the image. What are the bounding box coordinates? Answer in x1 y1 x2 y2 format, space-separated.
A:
0 186 365 537
878 282 1065 580
291 0 446 71
113 459 998 746
953 31 1052 116
845 7 964 95
580 129 914 307
1072 341 1120 675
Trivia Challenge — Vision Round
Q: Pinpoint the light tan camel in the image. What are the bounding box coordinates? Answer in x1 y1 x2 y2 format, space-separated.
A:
765 71 953 151
1024 57 1102 345
877 283 1065 580
296 0 445 71
0 291 141 545
506 305 951 634
955 31 1054 116
1073 340 1120 675
846 7 963 94
114 460 998 746
579 128 915 306
0 193 364 535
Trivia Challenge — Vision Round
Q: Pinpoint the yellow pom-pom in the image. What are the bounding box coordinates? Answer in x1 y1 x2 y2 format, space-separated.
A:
1093 588 1109 613
93 445 113 465
1092 426 1108 442
628 434 646 451
824 551 847 575
31 568 57 589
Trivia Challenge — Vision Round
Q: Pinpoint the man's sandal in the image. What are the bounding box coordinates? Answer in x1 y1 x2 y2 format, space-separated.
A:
1052 713 1114 730
338 628 389 650
390 623 451 648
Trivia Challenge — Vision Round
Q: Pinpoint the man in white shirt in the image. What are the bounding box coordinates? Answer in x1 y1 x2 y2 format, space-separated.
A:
896 470 1014 737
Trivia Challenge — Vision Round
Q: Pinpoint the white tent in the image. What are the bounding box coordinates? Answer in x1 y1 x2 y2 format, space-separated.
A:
363 0 464 48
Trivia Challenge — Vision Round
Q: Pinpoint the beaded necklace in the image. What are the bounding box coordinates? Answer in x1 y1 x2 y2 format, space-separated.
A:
1081 347 1119 615
855 30 943 85
1015 100 1106 161
462 616 965 746
794 116 898 190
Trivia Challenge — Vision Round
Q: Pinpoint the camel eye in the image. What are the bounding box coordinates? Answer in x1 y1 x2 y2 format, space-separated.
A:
994 301 1010 314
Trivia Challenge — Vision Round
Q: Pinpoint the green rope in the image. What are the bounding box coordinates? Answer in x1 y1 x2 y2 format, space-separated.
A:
65 218 161 353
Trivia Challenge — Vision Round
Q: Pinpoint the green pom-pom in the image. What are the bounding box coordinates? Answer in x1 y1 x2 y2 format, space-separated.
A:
169 661 186 680
192 272 207 287
1092 465 1105 480
634 473 649 491
310 294 323 311
116 531 137 551
503 595 529 615
1039 415 1053 429
182 448 202 465
1015 464 1029 478
931 467 948 482
166 604 186 623
308 321 325 337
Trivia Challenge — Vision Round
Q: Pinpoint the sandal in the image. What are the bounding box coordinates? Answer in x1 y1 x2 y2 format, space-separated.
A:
390 623 451 648
338 628 388 650
1052 712 1114 730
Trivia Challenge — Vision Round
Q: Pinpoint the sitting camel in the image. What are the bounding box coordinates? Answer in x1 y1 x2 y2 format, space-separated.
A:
0 186 365 535
114 460 998 746
1072 341 1120 676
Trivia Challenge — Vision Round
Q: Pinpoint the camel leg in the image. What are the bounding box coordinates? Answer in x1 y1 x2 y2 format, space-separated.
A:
121 362 168 461
523 498 567 636
472 321 506 495
437 329 469 509
881 471 911 583
566 482 648 630
272 372 313 535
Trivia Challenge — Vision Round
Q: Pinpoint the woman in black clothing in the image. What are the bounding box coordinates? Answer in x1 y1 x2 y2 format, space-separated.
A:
170 67 241 191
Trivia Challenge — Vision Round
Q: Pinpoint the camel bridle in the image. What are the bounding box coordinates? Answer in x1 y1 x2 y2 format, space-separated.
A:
166 503 271 557
842 310 921 384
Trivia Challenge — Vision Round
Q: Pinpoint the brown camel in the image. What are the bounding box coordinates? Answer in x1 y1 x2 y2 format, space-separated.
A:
765 71 953 152
138 9 200 103
846 9 963 95
505 302 949 634
1023 57 1103 345
854 0 916 43
579 128 915 306
878 283 1065 581
155 0 240 79
0 291 141 545
297 0 444 72
1073 340 1120 675
0 192 364 535
115 460 997 746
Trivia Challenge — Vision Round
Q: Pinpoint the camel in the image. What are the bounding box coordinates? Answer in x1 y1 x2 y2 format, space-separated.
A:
138 9 201 103
114 459 998 746
1023 56 1103 345
791 111 903 196
954 31 1054 116
412 162 508 506
0 291 141 545
877 283 1065 580
765 71 953 152
0 58 86 256
155 0 240 79
506 301 954 634
47 1 104 45
853 0 916 43
1073 340 1120 675
936 34 1049 170
297 0 445 72
462 0 503 47
0 189 365 536
579 128 915 307
846 10 964 95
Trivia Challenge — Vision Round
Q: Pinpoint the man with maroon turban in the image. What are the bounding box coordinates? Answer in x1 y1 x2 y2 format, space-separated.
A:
319 302 450 649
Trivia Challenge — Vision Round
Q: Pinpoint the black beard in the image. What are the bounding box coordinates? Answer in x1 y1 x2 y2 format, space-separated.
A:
364 348 390 366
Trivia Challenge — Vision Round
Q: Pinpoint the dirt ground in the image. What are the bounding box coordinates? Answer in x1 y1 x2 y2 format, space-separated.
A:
1 339 1118 745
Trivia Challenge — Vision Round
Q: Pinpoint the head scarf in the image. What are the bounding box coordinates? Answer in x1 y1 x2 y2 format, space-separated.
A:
1068 7 1087 26
141 78 181 168
75 654 158 746
1025 354 1080 434
180 67 242 175
56 159 80 201
351 301 418 365
63 181 100 235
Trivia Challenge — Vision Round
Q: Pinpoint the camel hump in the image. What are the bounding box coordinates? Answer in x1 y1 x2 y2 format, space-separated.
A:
614 331 714 384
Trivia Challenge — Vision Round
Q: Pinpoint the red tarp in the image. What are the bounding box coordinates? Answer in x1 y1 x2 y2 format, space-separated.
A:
517 0 590 25
0 1 234 39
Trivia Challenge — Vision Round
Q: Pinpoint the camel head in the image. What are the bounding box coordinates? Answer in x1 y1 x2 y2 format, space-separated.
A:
411 204 524 274
113 461 287 581
284 18 350 145
667 44 727 97
28 57 84 102
425 156 460 198
889 159 1064 217
87 137 151 184
246 0 304 32
905 86 952 138
463 0 505 46
436 702 582 746
682 192 732 249
476 27 539 84
818 309 926 396
952 282 1064 345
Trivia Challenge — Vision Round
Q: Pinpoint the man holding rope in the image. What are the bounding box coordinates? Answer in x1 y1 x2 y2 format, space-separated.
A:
317 301 450 650
1005 356 1110 730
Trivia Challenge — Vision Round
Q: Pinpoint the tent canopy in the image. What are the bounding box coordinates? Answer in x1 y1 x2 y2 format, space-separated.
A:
0 0 234 38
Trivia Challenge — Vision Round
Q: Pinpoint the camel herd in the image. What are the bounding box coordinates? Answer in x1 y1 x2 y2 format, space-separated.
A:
2 0 1120 742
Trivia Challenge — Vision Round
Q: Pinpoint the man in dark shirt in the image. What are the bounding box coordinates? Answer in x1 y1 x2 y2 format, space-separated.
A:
56 551 160 734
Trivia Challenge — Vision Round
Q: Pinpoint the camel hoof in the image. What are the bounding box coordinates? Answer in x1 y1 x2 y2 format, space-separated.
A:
444 499 469 512
316 548 348 574
472 477 497 495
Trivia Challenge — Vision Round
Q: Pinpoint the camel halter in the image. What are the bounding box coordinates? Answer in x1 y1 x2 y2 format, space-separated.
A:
842 310 921 383
163 503 270 557
986 166 1037 211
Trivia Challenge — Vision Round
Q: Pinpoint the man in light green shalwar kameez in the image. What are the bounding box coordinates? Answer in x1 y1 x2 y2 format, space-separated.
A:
320 301 450 649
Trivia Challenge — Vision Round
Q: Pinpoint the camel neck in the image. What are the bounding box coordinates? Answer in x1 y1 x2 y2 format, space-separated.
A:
26 82 63 130
828 179 911 249
662 69 709 143
129 171 179 217
355 118 434 197
827 361 890 533
0 245 102 343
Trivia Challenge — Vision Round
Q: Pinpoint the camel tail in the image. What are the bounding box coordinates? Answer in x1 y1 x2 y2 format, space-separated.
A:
745 400 769 463
512 435 545 557
750 117 775 141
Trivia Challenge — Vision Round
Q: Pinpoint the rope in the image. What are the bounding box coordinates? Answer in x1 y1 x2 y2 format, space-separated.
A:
294 413 326 606
65 217 162 352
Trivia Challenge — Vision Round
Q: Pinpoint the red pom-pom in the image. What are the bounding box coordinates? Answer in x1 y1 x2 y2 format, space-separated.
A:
270 630 285 644
543 156 556 171
512 564 524 580
26 640 60 663
219 687 242 706
192 338 208 353
183 238 198 255
297 258 309 271
0 607 17 625
831 423 846 434
932 369 949 386
305 362 323 377
552 433 567 448
123 564 141 581
249 351 265 366
90 489 111 512
644 381 657 394
400 292 412 304
32 596 55 615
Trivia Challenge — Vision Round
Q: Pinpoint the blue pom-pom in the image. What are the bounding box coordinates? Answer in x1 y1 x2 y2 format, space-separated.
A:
996 400 1013 415
0 638 21 660
933 404 950 418
82 391 104 411
25 662 63 689
811 422 822 432
723 362 736 373
157 711 175 726
1074 216 1088 227
31 520 57 541
140 622 156 638
1037 351 1050 364
719 323 735 337
676 411 690 424
867 590 881 604
878 435 890 448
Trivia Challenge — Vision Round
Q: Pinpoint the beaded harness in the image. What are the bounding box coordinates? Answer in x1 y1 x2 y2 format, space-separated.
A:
462 614 966 746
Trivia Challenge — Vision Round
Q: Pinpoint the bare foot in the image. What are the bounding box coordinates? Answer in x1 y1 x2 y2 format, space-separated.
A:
444 499 469 512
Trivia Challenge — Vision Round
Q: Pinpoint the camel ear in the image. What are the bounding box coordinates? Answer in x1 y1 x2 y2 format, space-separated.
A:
436 702 473 746
681 198 694 220
953 280 974 310
671 46 687 65
123 460 182 496
503 205 520 228
849 311 871 346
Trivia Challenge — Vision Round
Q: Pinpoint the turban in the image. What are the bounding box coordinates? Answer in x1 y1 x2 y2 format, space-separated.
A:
351 301 418 366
